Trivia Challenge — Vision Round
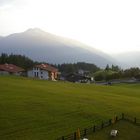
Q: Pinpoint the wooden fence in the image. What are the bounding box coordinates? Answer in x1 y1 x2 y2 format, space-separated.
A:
56 113 140 140
122 113 140 125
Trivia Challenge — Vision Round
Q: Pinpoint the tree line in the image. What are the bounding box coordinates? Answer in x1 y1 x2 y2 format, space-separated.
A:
57 62 100 74
0 53 35 70
0 53 100 73
94 64 140 81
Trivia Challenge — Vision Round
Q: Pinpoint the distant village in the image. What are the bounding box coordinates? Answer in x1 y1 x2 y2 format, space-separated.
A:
0 53 140 84
0 63 95 83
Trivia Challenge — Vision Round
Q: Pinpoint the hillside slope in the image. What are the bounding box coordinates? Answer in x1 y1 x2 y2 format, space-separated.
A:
0 28 115 67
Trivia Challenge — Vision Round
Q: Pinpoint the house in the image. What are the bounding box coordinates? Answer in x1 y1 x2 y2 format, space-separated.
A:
0 64 24 75
65 73 94 83
78 69 90 76
27 64 58 80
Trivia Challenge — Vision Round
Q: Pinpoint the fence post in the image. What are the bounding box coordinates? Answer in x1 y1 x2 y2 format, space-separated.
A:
101 122 104 128
134 117 136 123
84 128 87 136
93 125 96 132
109 119 112 125
74 132 76 140
116 116 118 122
62 136 64 140
122 113 124 120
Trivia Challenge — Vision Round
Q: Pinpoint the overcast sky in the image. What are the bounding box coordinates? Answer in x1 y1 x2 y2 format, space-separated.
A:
0 0 140 54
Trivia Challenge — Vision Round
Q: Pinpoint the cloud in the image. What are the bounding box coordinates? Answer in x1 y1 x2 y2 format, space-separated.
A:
0 0 15 6
0 0 17 10
0 0 27 8
0 0 28 10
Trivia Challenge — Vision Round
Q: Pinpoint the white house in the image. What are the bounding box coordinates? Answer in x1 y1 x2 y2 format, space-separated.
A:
27 64 58 80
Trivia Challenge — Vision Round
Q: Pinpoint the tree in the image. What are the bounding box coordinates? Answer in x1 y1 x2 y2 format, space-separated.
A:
105 64 110 71
57 62 100 74
111 65 121 72
0 53 34 70
0 53 8 63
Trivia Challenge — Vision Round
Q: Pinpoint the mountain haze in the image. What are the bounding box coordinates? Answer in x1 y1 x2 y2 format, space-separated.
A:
0 28 115 67
113 52 140 68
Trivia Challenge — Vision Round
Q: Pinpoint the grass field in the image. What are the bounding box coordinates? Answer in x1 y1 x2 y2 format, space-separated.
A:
88 120 140 140
0 76 140 140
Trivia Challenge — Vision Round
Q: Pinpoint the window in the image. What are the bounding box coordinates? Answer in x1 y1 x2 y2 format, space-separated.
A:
36 72 38 77
34 72 39 77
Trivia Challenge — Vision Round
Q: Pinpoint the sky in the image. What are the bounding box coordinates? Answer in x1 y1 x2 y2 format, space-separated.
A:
0 0 140 54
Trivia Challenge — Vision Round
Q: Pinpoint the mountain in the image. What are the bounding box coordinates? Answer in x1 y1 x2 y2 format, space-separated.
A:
0 28 115 67
0 36 3 40
112 51 140 68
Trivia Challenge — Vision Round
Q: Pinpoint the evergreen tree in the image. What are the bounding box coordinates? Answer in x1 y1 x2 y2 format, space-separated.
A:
0 53 34 70
105 64 110 71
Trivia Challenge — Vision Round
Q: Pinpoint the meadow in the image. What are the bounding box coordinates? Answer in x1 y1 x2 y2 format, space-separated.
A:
88 120 140 140
0 76 140 140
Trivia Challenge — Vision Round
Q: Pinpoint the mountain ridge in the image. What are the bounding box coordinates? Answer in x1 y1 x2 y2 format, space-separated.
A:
0 28 116 67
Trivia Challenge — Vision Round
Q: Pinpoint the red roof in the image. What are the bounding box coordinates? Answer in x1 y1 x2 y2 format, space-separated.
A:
0 64 24 73
35 64 58 72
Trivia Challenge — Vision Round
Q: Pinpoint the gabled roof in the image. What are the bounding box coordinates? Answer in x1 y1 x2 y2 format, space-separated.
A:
35 64 58 72
0 64 24 73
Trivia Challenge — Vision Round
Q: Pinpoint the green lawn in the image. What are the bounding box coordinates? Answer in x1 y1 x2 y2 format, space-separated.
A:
0 76 140 140
87 120 140 140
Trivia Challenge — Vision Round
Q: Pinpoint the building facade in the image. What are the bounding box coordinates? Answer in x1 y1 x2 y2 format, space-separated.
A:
27 64 58 80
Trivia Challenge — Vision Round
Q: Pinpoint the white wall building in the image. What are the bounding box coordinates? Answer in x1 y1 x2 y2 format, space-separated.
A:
27 64 58 80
